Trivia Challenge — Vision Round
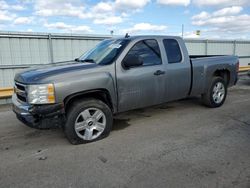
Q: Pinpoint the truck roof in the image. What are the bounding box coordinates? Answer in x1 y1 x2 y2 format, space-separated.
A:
113 35 182 41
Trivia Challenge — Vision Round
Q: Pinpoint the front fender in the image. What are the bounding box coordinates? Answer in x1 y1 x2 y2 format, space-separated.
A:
54 72 117 110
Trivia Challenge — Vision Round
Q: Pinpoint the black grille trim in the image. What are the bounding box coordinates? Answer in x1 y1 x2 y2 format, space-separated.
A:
15 82 27 103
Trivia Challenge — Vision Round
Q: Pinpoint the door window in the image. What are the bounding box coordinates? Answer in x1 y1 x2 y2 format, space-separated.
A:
125 39 162 66
163 39 182 64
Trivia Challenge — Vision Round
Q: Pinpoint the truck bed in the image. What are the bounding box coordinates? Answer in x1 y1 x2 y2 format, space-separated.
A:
189 55 238 96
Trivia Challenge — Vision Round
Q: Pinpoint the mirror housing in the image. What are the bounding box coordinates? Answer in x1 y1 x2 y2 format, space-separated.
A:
123 55 143 69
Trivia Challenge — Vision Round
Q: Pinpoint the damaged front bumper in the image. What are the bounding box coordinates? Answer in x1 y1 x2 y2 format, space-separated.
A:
12 94 65 129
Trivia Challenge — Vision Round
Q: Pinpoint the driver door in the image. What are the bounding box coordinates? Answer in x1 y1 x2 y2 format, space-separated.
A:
116 39 167 112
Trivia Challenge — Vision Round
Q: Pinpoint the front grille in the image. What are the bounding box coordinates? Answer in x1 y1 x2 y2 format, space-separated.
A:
15 82 27 103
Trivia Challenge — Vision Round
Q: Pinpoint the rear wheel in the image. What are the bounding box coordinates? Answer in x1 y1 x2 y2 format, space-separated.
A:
202 77 227 108
64 99 113 144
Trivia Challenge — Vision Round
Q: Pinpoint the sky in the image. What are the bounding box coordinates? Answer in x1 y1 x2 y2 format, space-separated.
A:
0 0 250 39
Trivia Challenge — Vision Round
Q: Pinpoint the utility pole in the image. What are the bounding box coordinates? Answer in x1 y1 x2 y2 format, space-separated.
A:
182 24 184 38
110 30 114 36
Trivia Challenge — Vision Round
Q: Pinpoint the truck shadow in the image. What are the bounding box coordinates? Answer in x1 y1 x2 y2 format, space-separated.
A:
113 118 131 131
112 96 202 131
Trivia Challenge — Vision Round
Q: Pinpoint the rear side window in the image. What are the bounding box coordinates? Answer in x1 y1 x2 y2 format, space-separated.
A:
163 39 182 64
125 39 162 66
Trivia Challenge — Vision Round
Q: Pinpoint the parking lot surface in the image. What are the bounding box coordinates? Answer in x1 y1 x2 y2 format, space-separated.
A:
0 75 250 188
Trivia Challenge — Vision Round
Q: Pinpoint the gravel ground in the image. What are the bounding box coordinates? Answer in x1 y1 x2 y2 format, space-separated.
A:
0 75 250 188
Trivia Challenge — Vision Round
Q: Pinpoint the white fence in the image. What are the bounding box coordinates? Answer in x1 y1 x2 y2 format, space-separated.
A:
0 31 249 90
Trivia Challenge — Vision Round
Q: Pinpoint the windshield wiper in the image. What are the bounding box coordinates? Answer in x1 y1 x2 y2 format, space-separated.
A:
75 58 95 63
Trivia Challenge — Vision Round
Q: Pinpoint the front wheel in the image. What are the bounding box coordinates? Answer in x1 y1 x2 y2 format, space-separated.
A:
64 99 113 144
202 77 227 108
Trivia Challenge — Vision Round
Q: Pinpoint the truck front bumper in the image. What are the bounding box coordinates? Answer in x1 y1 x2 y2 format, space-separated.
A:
12 94 65 129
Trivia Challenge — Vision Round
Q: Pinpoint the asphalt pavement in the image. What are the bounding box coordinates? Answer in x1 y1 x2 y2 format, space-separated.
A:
0 75 250 188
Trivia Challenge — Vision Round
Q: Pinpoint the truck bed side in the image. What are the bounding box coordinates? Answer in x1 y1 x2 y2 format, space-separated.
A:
190 56 238 96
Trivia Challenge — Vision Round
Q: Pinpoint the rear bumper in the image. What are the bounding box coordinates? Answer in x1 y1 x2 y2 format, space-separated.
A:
12 94 65 129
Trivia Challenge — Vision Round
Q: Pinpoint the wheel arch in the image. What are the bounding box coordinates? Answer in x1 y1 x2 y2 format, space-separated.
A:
64 89 115 114
213 69 230 86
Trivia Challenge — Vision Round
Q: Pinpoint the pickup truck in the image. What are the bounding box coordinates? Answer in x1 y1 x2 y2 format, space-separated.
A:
12 35 239 144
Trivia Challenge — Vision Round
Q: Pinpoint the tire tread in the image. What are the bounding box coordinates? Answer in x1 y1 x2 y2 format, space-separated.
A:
64 98 113 145
202 76 227 108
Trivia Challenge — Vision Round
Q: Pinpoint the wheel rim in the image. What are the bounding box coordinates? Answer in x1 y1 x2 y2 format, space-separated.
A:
212 82 225 104
74 108 106 141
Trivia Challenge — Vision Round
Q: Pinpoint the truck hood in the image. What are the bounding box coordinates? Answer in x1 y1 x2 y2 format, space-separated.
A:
15 61 98 84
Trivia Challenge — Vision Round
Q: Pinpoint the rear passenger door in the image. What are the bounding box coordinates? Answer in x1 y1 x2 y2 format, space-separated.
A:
163 38 191 101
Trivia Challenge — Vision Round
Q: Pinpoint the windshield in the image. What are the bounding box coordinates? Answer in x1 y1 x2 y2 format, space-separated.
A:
78 39 129 65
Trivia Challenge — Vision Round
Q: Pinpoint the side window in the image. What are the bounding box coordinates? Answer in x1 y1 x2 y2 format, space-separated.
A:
125 39 162 66
163 39 182 64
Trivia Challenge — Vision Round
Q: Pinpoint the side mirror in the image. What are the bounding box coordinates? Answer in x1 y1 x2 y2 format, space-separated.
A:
123 55 143 69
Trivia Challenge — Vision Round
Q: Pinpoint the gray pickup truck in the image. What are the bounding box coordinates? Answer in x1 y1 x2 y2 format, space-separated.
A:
12 35 239 144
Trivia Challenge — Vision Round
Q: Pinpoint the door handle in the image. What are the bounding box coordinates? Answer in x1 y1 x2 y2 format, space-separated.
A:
154 70 165 76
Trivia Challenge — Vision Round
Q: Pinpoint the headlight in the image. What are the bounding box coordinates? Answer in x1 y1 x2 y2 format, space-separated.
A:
27 84 55 104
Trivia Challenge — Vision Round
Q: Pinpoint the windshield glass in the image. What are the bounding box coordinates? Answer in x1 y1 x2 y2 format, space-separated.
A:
78 39 129 65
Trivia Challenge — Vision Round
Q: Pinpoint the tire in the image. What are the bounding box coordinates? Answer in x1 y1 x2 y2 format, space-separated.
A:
64 98 113 145
202 76 227 108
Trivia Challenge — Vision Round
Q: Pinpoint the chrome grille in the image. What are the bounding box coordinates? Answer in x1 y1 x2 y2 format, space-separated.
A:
15 82 27 103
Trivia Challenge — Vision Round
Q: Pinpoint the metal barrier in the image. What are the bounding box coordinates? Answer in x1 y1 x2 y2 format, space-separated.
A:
0 87 13 99
239 66 250 72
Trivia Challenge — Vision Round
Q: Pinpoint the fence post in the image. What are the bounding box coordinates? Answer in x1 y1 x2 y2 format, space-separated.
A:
233 40 236 55
205 40 208 55
48 33 54 64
